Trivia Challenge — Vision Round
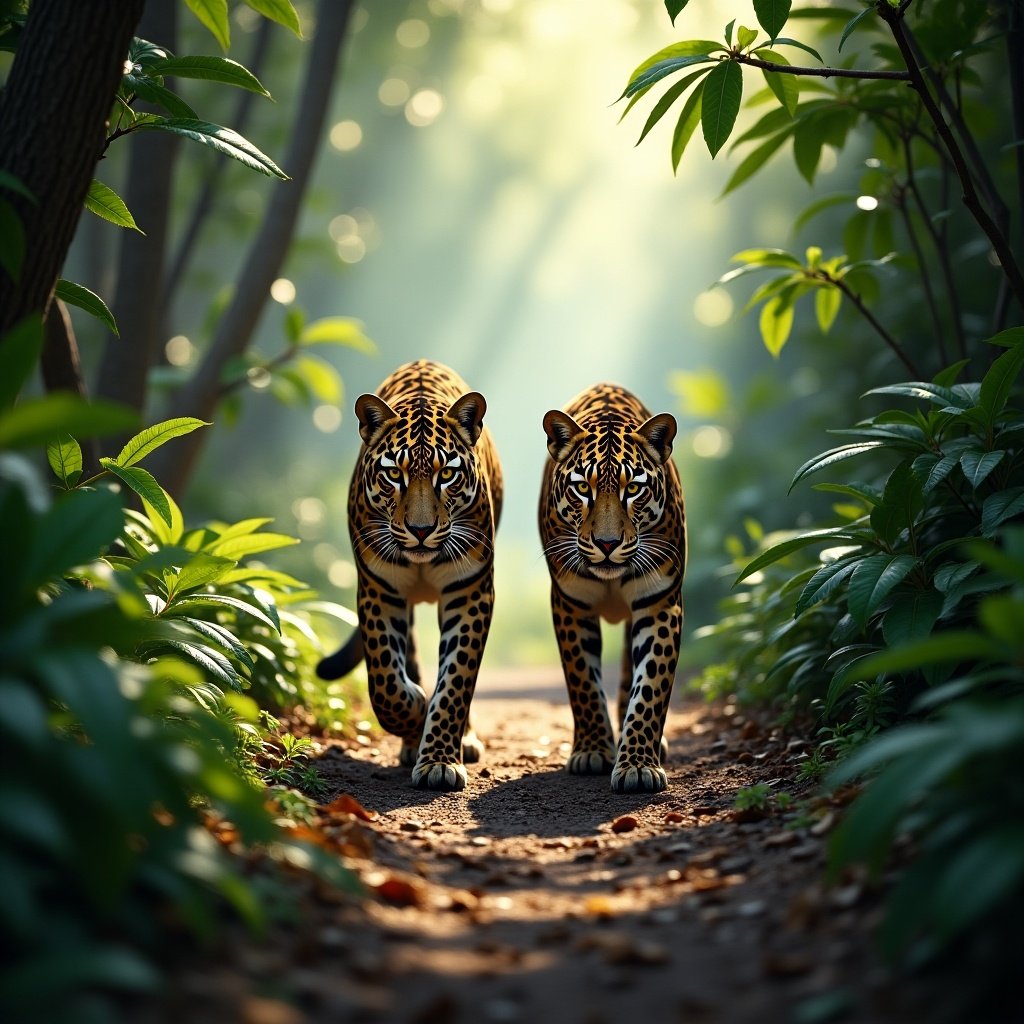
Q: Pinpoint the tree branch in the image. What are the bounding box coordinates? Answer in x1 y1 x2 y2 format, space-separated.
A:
151 0 356 496
878 1 1024 311
160 17 274 319
735 53 911 81
830 275 923 378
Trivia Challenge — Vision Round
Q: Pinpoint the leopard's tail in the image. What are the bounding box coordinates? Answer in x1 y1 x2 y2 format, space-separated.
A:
316 630 364 680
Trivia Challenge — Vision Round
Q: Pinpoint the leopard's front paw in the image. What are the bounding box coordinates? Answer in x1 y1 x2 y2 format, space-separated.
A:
611 756 667 793
412 758 468 791
566 747 615 775
461 729 484 764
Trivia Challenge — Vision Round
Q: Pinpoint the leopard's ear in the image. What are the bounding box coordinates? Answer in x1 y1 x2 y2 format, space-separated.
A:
543 410 584 463
633 413 676 465
446 391 487 447
355 394 399 445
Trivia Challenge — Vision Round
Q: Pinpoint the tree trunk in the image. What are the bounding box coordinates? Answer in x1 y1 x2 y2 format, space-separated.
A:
151 0 355 496
0 0 145 337
94 0 179 418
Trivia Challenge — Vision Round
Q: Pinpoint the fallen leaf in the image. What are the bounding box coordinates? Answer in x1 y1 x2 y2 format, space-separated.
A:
611 814 638 834
374 874 426 908
322 793 377 822
663 811 685 824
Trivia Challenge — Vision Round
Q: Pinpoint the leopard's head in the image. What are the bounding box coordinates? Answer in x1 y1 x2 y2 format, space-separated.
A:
542 407 676 580
354 390 487 564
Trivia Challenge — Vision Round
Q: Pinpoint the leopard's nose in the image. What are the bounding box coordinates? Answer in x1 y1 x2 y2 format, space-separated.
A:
594 536 619 555
409 521 436 541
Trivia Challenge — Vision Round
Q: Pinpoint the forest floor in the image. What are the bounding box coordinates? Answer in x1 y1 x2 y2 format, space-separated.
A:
144 671 932 1024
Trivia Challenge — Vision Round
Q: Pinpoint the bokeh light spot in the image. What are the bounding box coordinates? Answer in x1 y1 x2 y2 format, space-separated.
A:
270 278 296 304
856 195 879 211
337 236 367 264
165 335 194 366
329 119 362 152
292 496 326 526
405 89 444 127
693 289 734 327
379 77 411 107
691 425 733 459
396 19 430 48
313 404 342 432
328 559 357 588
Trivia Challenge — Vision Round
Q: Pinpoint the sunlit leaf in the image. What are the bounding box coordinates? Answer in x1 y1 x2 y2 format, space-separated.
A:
735 526 859 583
147 56 271 98
100 459 172 526
133 118 288 179
815 284 841 333
758 293 794 356
46 434 83 488
84 180 142 232
114 417 210 469
701 60 743 158
299 317 375 352
243 0 302 36
636 68 709 146
671 81 705 171
0 394 137 450
184 0 230 49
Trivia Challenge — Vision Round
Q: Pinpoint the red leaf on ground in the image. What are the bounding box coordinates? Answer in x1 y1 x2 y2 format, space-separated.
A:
322 793 378 821
611 814 638 833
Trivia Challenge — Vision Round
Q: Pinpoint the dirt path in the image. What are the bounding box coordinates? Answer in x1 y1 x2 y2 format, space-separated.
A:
151 677 922 1024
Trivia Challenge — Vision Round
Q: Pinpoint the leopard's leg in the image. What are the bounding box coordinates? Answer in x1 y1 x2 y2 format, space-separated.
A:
398 606 423 767
619 618 668 763
411 571 494 791
552 584 615 775
358 578 427 760
612 592 682 793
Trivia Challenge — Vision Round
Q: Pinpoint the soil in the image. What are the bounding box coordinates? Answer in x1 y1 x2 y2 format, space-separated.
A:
144 672 928 1024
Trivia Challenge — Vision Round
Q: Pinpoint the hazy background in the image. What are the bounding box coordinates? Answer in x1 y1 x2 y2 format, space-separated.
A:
71 0 865 668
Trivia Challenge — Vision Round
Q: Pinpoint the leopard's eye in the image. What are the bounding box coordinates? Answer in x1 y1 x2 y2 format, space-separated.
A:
384 466 403 482
625 481 642 496
574 480 590 496
439 466 458 483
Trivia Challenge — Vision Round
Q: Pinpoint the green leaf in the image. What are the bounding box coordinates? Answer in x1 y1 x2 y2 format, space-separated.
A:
177 617 255 671
284 306 305 344
982 487 1024 535
671 81 705 171
795 555 859 615
721 128 793 195
170 592 280 632
814 284 841 333
133 118 287 179
701 60 743 158
292 355 342 404
46 434 83 488
24 488 124 587
839 5 875 51
753 0 791 39
869 461 923 546
847 553 919 628
865 381 966 407
731 247 802 269
758 293 794 356
207 531 300 560
771 36 823 62
0 394 137 450
146 56 271 97
159 637 240 689
299 316 375 352
100 459 172 526
84 179 142 232
170 554 237 594
882 590 943 647
635 69 709 146
0 316 43 409
979 341 1024 424
793 116 826 183
243 0 302 35
665 0 688 23
757 49 798 116
735 526 858 583
790 441 886 491
184 0 230 49
142 488 184 546
0 169 35 202
960 450 1005 489
54 279 119 336
984 326 1024 348
736 25 758 50
624 39 723 95
125 76 198 119
114 417 210 468
623 54 716 99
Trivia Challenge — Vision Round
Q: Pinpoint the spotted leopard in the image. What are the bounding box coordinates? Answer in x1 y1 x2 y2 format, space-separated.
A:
318 360 502 791
539 383 685 793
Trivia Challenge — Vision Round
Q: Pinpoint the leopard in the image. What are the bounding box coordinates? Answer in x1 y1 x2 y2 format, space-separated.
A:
539 382 685 793
317 360 502 791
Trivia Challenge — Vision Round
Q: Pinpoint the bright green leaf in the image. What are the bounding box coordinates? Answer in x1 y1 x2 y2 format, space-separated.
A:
671 81 705 171
814 285 841 333
184 0 230 49
114 417 210 469
132 118 288 179
701 60 743 158
146 56 271 98
84 180 142 232
0 394 137 450
757 49 798 116
46 434 83 488
636 69 709 146
736 25 758 50
208 532 300 560
759 293 794 356
299 317 375 352
243 0 302 35
100 459 172 526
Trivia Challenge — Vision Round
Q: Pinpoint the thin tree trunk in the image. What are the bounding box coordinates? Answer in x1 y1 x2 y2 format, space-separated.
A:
41 299 99 469
0 0 145 337
160 16 274 326
95 0 179 418
151 0 356 496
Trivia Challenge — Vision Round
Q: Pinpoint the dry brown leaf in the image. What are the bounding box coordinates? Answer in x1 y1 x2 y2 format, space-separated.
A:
322 793 378 822
374 874 426 908
610 814 638 834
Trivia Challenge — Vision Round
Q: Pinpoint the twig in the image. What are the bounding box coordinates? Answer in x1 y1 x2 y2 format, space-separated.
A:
734 53 911 81
878 1 1024 310
830 275 923 378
